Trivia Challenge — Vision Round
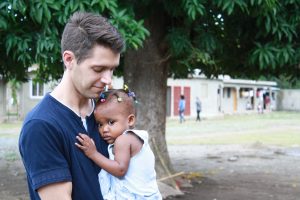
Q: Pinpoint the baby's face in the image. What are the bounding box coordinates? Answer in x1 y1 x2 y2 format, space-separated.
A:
94 104 131 144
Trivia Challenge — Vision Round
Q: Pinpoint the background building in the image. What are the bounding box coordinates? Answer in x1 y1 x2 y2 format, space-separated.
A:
0 75 283 121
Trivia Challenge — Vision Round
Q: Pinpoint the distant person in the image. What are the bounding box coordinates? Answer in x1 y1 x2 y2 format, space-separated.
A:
19 12 124 200
196 97 201 121
246 101 252 110
75 87 162 199
178 95 185 123
257 102 263 114
265 95 271 110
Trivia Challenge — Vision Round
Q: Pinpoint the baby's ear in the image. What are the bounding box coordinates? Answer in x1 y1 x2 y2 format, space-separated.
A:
128 114 136 128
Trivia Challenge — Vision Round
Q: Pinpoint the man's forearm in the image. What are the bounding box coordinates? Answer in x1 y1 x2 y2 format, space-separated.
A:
38 181 72 200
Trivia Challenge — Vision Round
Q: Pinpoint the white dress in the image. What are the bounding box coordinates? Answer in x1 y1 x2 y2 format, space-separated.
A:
99 130 162 200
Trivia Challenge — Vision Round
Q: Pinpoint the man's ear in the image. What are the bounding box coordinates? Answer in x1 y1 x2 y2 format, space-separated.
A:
128 114 136 128
63 50 75 69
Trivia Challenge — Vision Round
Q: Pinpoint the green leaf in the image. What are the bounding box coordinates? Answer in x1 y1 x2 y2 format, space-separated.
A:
265 15 271 33
35 6 43 23
183 0 205 20
0 16 7 29
44 6 51 22
48 2 61 10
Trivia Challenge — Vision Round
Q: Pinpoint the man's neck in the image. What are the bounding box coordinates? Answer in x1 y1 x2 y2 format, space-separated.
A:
50 77 93 118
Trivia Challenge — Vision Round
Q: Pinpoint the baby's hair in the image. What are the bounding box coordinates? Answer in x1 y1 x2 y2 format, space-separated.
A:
97 88 137 116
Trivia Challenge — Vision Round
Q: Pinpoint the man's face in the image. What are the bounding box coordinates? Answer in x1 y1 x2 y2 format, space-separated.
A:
71 45 120 99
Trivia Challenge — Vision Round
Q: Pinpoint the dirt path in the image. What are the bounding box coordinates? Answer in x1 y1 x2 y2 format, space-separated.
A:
1 143 300 200
166 144 300 200
0 160 28 200
1 115 300 200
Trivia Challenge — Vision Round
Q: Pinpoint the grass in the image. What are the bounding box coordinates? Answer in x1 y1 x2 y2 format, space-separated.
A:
1 112 300 146
0 121 22 129
0 121 23 162
3 151 19 161
166 111 300 146
0 121 22 139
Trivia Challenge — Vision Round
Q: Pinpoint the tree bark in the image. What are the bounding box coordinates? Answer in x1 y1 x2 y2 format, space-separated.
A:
123 10 173 178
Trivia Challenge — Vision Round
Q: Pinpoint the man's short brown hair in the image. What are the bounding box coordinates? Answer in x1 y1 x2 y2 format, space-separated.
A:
61 12 124 65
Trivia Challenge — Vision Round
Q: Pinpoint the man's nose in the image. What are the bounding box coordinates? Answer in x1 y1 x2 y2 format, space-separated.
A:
100 69 113 85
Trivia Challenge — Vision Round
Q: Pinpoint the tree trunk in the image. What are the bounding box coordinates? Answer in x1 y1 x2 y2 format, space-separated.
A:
123 10 173 178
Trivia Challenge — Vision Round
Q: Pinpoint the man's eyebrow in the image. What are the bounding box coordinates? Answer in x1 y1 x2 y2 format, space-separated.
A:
93 65 118 69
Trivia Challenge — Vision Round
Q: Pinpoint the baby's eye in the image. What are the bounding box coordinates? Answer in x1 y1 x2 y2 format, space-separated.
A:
97 123 103 128
108 120 115 126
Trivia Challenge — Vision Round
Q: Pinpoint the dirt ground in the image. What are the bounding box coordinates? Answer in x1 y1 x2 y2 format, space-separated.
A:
1 142 300 200
166 144 300 200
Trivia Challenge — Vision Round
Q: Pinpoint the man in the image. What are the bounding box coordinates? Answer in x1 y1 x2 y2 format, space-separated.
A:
178 95 185 123
19 12 124 200
196 97 201 121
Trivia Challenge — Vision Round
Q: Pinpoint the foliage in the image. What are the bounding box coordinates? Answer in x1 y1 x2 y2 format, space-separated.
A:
9 78 20 105
1 0 300 83
161 0 300 81
0 0 148 82
273 75 300 89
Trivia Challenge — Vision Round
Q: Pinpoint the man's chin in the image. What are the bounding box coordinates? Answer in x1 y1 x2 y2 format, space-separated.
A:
89 91 103 99
92 93 100 99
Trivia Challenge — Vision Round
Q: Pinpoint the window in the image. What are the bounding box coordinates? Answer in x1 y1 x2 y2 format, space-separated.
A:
227 88 231 98
240 88 252 98
30 80 45 98
223 87 231 98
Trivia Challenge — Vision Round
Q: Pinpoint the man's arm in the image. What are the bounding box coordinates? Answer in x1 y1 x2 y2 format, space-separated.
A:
38 181 72 200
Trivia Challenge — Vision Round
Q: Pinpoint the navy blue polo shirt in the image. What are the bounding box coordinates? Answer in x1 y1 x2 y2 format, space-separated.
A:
19 93 108 200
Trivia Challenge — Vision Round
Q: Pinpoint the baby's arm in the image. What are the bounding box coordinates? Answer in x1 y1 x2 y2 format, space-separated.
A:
75 133 131 177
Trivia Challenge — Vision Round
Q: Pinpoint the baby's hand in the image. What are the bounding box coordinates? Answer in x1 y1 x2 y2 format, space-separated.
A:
75 133 97 158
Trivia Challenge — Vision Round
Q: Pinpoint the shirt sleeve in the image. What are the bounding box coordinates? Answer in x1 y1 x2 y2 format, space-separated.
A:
19 119 71 190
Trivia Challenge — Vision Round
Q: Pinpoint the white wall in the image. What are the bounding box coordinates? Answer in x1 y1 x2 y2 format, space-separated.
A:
222 87 234 113
238 96 250 112
14 76 283 120
167 78 222 118
19 80 57 119
17 77 124 119
111 77 124 88
277 89 300 111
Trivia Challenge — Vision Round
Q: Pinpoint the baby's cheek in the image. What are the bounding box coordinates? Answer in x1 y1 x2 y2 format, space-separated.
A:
99 130 104 137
